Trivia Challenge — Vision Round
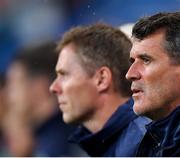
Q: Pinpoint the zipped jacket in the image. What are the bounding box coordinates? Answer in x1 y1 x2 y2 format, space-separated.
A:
136 106 180 157
69 98 150 157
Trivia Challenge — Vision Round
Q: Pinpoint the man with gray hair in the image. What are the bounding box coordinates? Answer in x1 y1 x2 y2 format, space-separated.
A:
126 12 180 156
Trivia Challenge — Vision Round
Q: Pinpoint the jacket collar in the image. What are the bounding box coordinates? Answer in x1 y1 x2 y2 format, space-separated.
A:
68 98 136 156
145 106 180 146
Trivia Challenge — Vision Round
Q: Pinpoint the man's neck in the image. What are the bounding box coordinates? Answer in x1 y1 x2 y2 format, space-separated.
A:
148 103 180 121
83 94 130 133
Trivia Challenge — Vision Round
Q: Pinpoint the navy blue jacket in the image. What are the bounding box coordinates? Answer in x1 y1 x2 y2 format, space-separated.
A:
136 106 180 157
69 98 150 157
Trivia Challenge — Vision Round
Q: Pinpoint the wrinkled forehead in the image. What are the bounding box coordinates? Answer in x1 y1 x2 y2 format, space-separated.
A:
130 32 167 57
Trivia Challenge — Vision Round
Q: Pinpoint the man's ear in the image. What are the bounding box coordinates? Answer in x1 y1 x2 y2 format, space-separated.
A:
94 66 112 93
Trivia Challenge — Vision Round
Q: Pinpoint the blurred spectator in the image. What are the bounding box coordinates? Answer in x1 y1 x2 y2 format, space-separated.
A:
0 73 9 156
3 42 85 156
0 73 7 129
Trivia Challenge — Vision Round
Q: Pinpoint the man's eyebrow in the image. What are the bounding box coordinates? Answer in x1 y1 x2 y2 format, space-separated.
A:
129 53 153 64
56 69 65 75
137 53 153 60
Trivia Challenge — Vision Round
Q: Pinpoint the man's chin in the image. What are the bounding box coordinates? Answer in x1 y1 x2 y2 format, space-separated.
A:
63 115 79 125
63 118 73 124
133 104 144 116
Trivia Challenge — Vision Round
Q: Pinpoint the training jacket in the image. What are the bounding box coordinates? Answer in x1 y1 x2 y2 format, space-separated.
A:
136 106 180 157
69 98 150 157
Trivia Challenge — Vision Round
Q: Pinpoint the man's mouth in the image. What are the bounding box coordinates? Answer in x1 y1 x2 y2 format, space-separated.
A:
131 88 143 97
59 102 66 106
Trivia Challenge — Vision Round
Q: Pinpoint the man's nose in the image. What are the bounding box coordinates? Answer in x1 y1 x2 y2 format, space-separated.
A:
49 78 60 94
126 64 141 81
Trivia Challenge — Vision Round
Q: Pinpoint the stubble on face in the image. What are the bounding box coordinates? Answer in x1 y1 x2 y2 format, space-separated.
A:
129 31 180 120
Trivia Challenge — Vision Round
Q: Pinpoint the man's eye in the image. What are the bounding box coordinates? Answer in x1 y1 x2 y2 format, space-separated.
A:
57 70 66 76
143 58 151 65
60 71 65 76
